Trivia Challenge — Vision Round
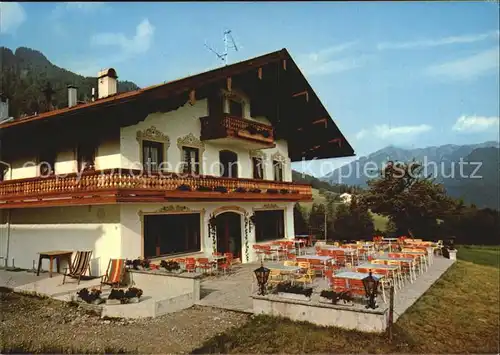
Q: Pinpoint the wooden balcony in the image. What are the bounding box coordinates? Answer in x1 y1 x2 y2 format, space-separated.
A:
200 114 275 149
0 170 312 208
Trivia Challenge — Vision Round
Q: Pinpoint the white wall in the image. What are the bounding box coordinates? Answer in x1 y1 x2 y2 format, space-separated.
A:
120 95 292 181
1 205 121 275
3 136 122 181
120 201 296 263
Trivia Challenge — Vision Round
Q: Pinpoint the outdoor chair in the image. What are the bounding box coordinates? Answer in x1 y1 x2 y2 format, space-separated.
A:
268 269 283 286
284 260 297 266
196 258 213 274
296 268 315 285
309 258 325 276
62 250 93 285
332 277 347 293
185 257 196 273
372 268 392 303
348 279 367 298
99 258 126 291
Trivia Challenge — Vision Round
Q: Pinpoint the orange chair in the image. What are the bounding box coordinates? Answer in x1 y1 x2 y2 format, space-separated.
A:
332 277 347 293
185 257 196 273
309 258 325 276
196 257 213 274
348 279 366 297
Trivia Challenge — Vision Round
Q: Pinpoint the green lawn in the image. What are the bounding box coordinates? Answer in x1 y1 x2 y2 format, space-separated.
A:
457 245 499 268
371 211 389 232
193 259 500 354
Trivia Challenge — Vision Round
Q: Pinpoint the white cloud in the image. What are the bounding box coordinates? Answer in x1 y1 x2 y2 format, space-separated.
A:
91 19 155 55
65 2 105 12
425 47 500 80
356 124 432 140
0 2 26 34
378 30 500 50
297 42 365 76
452 115 500 133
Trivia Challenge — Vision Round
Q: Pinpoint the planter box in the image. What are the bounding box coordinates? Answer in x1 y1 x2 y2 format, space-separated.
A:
277 292 311 302
319 296 354 306
106 299 122 305
448 249 457 261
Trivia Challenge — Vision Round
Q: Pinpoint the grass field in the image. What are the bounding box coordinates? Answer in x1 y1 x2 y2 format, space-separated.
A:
457 245 499 268
193 255 500 354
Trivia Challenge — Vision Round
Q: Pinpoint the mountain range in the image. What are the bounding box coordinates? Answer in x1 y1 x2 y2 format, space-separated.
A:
1 46 139 119
322 142 499 209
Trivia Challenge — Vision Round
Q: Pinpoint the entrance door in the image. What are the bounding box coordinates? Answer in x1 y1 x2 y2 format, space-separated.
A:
216 212 242 258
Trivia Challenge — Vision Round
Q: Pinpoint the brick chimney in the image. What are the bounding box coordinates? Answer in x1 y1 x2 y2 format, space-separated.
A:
97 68 118 99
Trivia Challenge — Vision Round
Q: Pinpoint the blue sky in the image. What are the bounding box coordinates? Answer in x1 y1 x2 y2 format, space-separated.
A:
1 1 499 177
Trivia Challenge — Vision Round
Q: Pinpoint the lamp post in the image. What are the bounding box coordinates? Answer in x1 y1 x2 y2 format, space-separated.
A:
254 261 270 295
362 271 380 309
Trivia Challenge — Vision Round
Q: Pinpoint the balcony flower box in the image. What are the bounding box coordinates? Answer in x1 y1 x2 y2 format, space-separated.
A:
197 185 213 192
214 186 228 193
177 184 192 191
267 188 279 194
280 189 289 194
249 188 262 193
235 187 247 193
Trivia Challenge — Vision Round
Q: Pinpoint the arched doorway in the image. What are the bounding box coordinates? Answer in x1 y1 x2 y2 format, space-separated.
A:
216 212 242 259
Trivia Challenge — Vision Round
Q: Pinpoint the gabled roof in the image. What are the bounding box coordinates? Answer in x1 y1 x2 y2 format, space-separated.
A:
0 48 355 161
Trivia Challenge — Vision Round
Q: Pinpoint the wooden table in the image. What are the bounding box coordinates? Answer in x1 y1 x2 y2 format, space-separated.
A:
37 250 73 277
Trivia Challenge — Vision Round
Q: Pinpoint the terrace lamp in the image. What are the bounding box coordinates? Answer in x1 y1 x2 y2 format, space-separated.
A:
362 271 379 309
254 261 270 296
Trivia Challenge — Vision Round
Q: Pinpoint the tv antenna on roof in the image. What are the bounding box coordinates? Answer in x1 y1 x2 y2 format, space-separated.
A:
204 29 239 66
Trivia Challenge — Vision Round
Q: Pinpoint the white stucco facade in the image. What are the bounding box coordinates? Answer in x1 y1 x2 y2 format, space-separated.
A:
0 201 295 274
0 84 301 274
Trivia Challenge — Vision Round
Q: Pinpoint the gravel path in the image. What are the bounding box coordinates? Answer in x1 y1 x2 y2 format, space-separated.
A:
0 289 249 354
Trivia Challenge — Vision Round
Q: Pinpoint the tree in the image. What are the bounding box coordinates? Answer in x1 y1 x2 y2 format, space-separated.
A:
333 196 374 240
293 203 309 235
361 161 455 238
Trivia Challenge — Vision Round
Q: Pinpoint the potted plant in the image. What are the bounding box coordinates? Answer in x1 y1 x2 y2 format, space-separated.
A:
160 260 181 273
106 288 126 305
124 287 143 303
247 126 258 135
76 288 104 305
276 281 313 301
235 187 247 193
214 186 228 193
140 258 151 270
319 290 353 305
177 184 192 191
267 188 279 194
197 185 213 192
261 130 270 138
443 237 457 260
249 188 261 193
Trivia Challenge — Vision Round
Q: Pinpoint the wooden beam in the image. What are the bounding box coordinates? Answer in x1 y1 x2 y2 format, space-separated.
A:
312 118 328 128
227 77 232 91
329 138 343 147
258 67 263 80
282 59 287 71
189 89 196 106
292 90 309 102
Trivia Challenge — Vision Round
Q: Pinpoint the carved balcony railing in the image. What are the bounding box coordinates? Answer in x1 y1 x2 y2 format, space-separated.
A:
200 114 274 148
0 169 312 207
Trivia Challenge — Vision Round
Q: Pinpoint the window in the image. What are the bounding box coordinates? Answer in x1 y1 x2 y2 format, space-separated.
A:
142 140 164 173
182 146 200 174
220 150 238 178
229 99 243 117
144 213 201 258
252 157 264 180
273 160 284 182
39 148 56 176
77 141 97 172
255 210 285 242
0 163 6 182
